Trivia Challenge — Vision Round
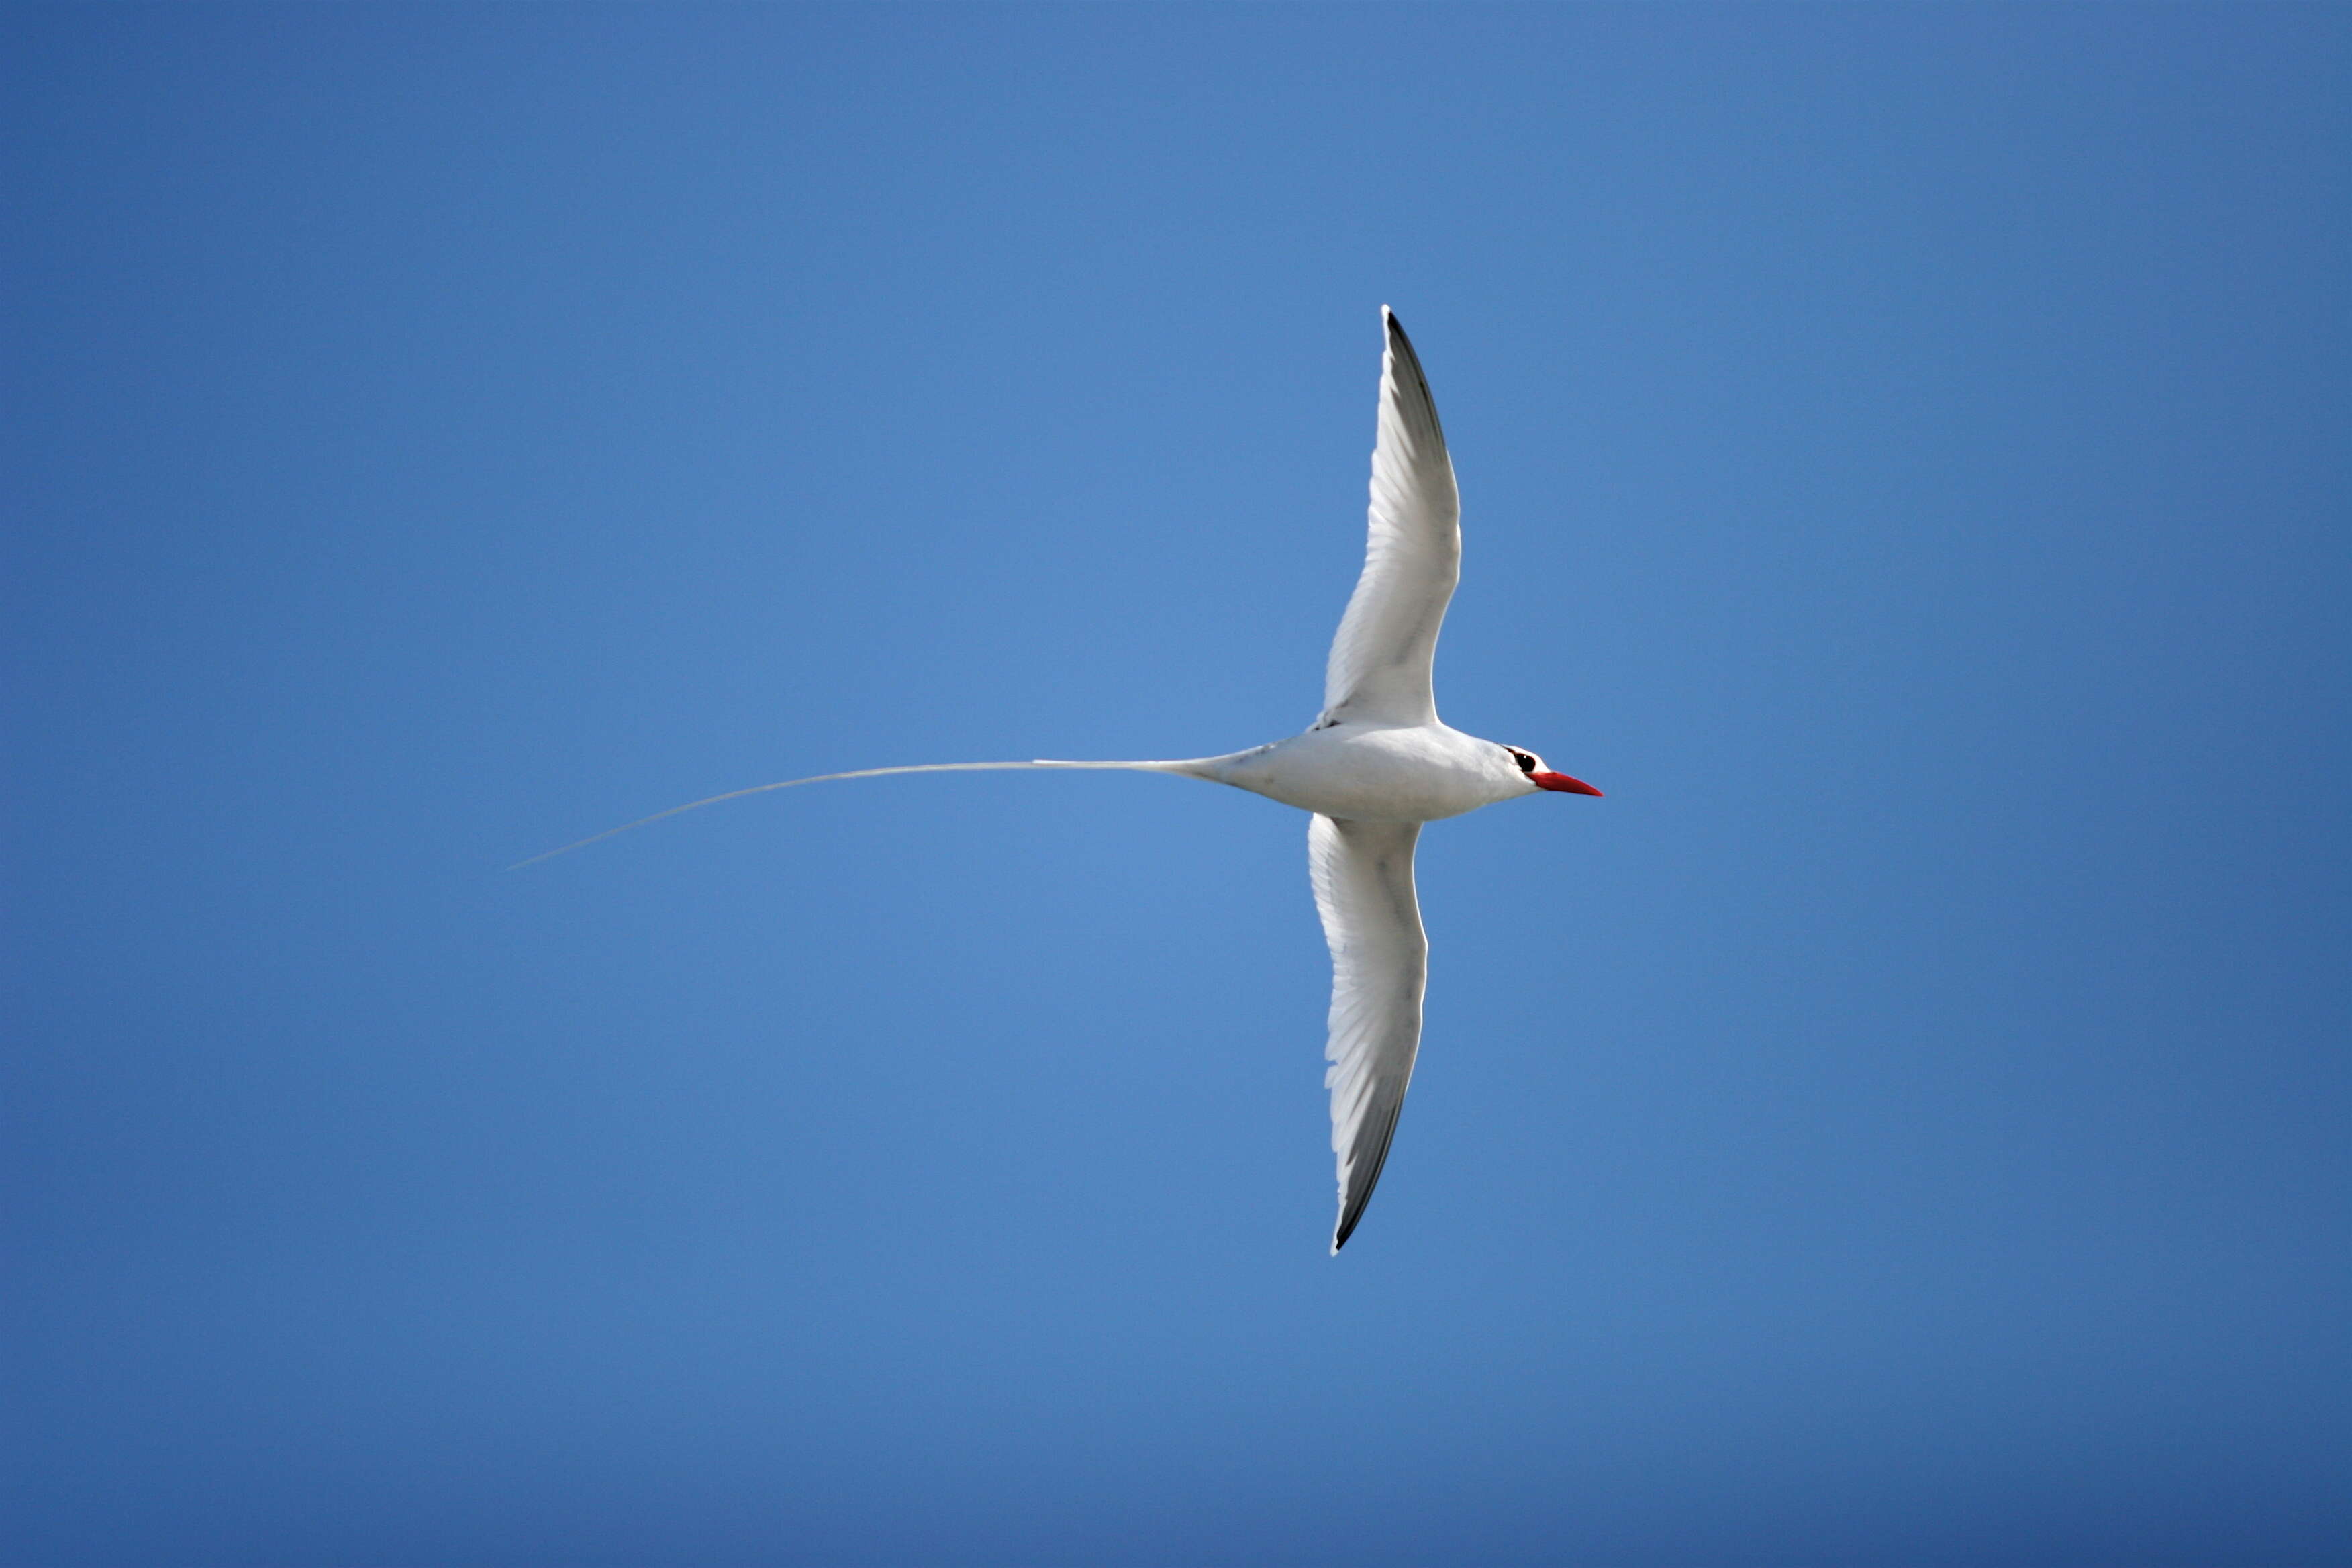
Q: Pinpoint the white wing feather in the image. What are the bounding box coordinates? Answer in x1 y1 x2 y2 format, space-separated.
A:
1320 307 1462 728
1308 813 1427 1251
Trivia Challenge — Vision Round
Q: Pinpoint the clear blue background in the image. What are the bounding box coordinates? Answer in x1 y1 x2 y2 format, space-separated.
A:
7 6 2347 1564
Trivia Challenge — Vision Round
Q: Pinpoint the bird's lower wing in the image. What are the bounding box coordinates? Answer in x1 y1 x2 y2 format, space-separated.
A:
1308 814 1428 1252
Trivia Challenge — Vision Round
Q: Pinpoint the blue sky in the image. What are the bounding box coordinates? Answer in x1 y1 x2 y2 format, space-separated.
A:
7 6 2347 1564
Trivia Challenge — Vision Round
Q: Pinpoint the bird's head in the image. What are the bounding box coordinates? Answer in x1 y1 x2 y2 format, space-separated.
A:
1501 745 1602 797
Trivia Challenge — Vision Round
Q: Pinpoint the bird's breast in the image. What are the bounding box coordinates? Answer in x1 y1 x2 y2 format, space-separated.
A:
1217 725 1508 822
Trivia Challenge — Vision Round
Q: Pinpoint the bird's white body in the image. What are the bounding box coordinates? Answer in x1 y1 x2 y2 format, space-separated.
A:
528 307 1602 1251
1199 722 1542 822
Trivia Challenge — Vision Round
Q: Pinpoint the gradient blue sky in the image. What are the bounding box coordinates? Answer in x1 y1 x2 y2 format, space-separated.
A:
7 6 2348 1565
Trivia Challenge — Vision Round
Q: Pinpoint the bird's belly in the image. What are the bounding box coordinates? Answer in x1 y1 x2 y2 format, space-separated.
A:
1220 729 1499 822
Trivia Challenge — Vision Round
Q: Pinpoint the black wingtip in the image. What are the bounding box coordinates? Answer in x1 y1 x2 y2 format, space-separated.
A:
1328 1096 1405 1256
1376 309 1443 450
1330 1199 1368 1255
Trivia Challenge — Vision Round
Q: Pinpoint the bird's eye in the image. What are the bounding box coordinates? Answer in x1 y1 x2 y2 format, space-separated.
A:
1510 750 1535 773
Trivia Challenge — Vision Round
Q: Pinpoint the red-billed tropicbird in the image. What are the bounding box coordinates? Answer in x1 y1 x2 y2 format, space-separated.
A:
520 307 1604 1251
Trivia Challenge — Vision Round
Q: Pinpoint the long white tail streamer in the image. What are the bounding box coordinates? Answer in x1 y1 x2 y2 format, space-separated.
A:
507 758 1211 871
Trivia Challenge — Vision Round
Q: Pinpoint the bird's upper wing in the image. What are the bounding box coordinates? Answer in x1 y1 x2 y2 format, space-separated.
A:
1308 813 1428 1252
1320 307 1462 728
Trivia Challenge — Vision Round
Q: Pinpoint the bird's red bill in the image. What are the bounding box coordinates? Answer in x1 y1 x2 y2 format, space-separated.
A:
1531 772 1602 796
